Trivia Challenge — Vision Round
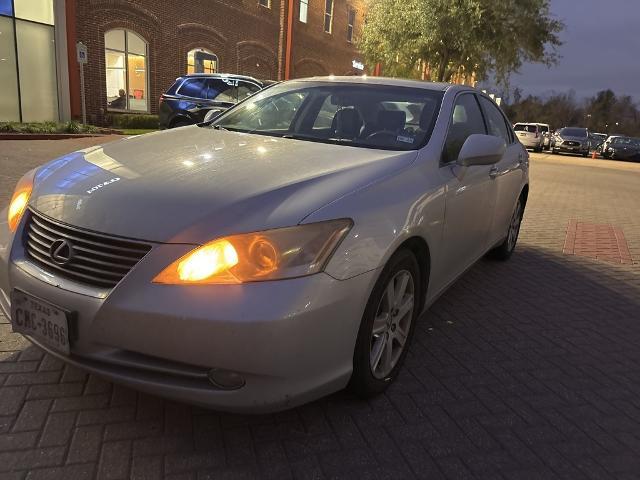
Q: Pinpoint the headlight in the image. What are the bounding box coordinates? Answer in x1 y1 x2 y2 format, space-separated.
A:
153 219 352 284
7 169 36 232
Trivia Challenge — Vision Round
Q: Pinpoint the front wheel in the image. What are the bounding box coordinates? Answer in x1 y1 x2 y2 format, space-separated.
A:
489 197 523 261
349 249 421 397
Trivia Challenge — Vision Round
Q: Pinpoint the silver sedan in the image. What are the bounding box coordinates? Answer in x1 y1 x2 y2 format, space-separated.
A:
0 77 528 412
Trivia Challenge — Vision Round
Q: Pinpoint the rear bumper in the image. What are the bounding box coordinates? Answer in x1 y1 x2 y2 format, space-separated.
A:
0 212 378 412
518 138 542 149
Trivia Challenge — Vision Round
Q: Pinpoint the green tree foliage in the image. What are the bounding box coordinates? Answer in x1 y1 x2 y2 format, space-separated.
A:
502 89 640 136
359 0 563 85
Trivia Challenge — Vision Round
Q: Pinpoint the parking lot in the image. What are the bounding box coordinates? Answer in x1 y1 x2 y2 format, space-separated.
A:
1 139 639 479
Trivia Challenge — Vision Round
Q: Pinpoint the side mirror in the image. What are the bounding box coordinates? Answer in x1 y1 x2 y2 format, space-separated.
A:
203 108 224 123
457 134 506 166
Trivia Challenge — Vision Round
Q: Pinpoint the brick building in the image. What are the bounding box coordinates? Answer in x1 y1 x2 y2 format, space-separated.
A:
0 0 366 125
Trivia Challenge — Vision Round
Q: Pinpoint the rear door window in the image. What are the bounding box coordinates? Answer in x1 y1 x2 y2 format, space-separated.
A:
207 79 237 102
442 93 487 163
479 96 511 144
177 78 209 99
237 81 262 101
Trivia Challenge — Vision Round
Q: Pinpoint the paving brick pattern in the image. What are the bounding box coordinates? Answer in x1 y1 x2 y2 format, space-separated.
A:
564 220 634 264
1 146 640 479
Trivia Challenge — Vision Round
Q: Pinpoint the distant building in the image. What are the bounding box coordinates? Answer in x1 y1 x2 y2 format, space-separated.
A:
0 0 366 125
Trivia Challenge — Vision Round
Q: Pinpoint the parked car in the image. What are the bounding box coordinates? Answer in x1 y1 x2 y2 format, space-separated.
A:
159 73 267 129
590 132 607 151
514 122 544 152
537 123 551 150
551 127 590 157
603 136 640 161
2 77 529 413
599 135 625 158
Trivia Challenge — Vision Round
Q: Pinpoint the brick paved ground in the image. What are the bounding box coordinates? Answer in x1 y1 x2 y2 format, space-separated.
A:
1 141 640 479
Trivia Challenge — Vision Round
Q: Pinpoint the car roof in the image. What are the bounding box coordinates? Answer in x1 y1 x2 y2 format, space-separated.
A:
294 76 461 92
180 73 261 83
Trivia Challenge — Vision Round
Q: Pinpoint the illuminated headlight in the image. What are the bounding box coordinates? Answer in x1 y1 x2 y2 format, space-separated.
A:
7 169 36 232
153 219 352 284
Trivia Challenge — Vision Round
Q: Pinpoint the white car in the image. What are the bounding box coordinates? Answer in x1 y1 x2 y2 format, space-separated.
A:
514 122 544 152
1 77 529 413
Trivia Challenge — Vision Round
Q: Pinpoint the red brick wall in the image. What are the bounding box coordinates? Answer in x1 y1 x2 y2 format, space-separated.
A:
72 0 366 124
290 0 365 78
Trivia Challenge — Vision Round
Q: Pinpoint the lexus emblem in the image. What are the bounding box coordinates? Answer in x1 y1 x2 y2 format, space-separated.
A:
50 239 74 265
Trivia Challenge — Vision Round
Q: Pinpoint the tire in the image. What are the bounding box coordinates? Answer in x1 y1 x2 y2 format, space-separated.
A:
489 197 524 261
551 149 558 155
349 249 421 398
581 152 588 158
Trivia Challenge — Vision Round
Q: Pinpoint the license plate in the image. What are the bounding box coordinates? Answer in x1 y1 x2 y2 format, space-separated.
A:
10 290 71 355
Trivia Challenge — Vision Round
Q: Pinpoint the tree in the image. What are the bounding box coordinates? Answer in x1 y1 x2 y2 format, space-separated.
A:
503 89 640 136
358 0 564 86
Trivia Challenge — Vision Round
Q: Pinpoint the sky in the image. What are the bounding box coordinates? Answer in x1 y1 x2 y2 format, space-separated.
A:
500 0 640 101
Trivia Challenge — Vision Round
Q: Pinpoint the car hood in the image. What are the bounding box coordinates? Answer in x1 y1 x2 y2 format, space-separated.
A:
30 127 417 243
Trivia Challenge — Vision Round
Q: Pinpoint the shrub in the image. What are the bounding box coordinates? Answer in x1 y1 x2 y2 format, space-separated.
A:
0 121 101 134
109 114 159 129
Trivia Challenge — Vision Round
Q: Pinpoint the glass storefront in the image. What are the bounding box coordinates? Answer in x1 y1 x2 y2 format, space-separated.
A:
0 0 59 122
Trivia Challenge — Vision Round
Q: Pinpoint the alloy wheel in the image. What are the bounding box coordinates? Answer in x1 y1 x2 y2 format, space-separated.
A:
507 200 523 252
370 270 415 379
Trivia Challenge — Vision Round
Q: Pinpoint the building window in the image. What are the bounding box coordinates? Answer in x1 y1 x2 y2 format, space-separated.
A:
299 0 308 23
324 0 334 33
105 29 148 112
0 0 58 122
187 48 218 74
258 0 271 8
347 8 355 42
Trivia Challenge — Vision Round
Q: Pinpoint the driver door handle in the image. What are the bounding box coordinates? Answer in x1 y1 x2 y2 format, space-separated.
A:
489 166 499 179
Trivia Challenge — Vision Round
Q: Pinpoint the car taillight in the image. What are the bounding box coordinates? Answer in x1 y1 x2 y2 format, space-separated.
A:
159 96 164 105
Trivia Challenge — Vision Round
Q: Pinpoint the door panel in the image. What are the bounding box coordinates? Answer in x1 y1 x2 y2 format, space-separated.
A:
439 93 497 283
490 143 524 245
477 96 525 246
441 164 496 280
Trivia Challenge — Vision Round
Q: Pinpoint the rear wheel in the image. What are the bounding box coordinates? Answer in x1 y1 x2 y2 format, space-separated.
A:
349 249 420 397
489 197 523 261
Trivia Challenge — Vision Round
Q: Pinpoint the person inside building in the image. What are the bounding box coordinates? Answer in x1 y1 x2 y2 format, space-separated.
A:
109 89 127 109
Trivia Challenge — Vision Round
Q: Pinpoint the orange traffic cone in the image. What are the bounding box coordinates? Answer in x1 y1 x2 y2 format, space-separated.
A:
592 150 598 159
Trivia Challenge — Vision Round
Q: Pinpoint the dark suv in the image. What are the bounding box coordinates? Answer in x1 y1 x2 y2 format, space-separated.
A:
159 74 265 129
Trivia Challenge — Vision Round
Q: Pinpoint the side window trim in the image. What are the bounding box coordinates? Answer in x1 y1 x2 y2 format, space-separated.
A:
477 94 514 145
440 92 487 166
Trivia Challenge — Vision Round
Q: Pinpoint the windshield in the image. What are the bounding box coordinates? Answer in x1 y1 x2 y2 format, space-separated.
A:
514 124 537 133
559 128 587 138
210 81 444 150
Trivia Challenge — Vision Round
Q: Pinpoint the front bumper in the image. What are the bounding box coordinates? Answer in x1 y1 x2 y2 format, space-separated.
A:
0 210 377 412
552 143 588 154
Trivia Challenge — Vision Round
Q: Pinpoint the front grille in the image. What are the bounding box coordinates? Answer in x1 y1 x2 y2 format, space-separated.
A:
562 141 580 147
24 210 152 289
